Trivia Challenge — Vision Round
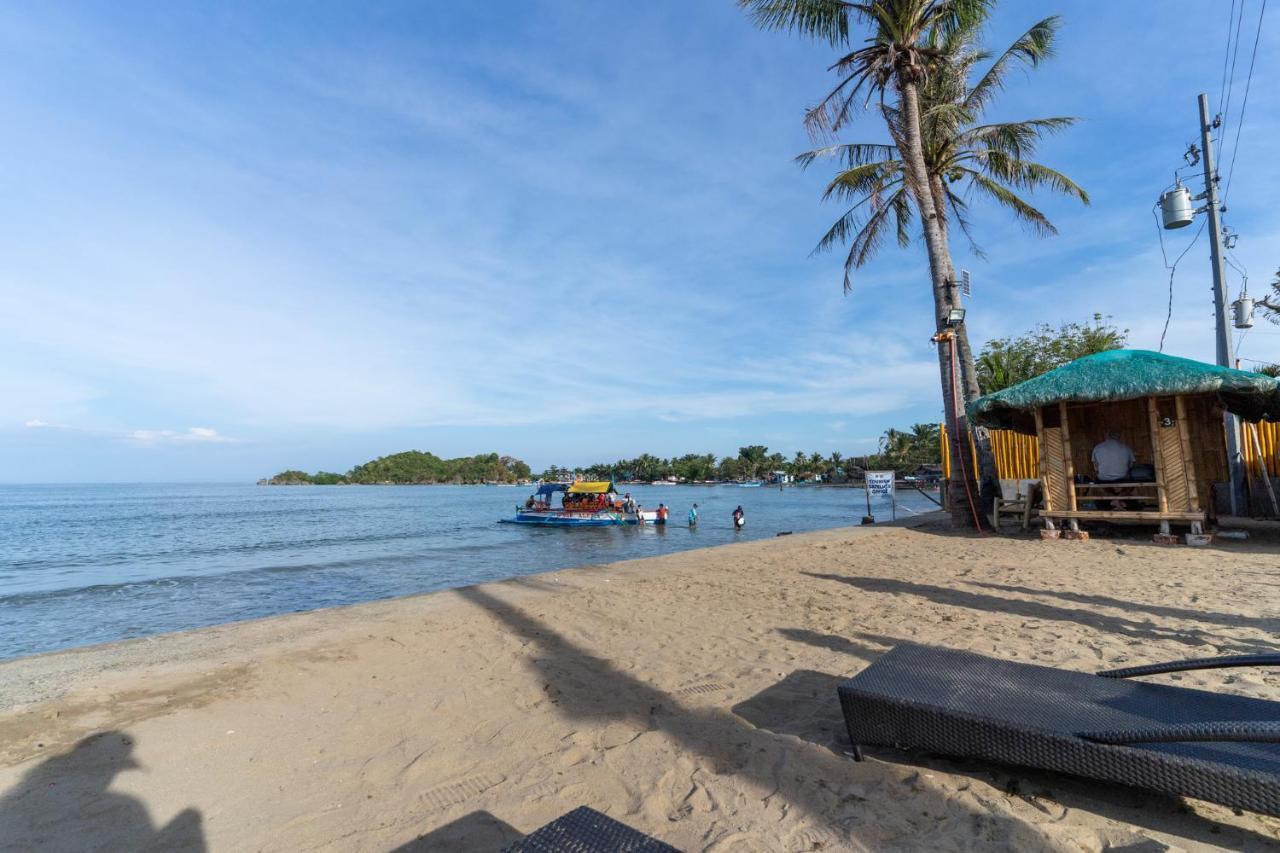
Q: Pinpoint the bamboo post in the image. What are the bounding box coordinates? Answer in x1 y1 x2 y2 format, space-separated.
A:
1250 421 1280 517
1174 396 1200 511
1035 408 1053 513
1058 402 1078 511
1147 396 1169 513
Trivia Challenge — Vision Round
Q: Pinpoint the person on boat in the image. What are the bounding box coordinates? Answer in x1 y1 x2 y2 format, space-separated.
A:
688 503 699 527
732 505 745 530
623 493 635 514
525 496 536 510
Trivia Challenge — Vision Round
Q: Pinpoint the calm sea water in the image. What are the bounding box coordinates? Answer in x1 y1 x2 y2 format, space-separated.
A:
0 483 938 661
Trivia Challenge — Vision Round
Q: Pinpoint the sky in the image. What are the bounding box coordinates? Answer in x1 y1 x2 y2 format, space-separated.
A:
1 1 1278 482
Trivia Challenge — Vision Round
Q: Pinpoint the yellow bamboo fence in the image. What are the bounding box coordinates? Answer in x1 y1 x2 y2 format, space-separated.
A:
939 426 1039 480
944 421 1280 481
1242 419 1280 477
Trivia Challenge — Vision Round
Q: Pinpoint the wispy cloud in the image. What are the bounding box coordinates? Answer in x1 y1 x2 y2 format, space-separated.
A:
126 427 236 445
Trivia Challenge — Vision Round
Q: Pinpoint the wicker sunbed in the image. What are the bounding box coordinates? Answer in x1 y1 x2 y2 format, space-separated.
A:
503 806 679 853
838 644 1280 816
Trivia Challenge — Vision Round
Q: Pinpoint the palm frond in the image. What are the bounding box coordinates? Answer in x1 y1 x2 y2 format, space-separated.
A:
965 16 1059 113
823 162 903 202
965 173 1056 236
736 0 856 46
975 152 1090 203
795 142 899 169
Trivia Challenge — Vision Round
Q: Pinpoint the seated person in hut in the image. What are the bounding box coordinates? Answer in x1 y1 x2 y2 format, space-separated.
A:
1092 431 1135 482
1091 431 1136 509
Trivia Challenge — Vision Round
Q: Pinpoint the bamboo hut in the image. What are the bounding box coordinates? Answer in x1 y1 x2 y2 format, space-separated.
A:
968 350 1280 536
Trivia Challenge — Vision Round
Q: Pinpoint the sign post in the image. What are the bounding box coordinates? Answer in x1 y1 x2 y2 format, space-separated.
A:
865 471 896 522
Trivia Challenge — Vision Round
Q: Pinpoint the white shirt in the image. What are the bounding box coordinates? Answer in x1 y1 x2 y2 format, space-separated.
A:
1092 438 1135 482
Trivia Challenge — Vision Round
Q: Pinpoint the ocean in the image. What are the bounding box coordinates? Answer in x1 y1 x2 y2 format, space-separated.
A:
0 482 938 660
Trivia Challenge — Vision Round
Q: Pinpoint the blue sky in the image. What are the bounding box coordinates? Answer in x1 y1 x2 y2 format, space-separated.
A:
2 1 1277 481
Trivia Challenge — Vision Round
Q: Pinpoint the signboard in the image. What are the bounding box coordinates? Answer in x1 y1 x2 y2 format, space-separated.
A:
864 471 896 521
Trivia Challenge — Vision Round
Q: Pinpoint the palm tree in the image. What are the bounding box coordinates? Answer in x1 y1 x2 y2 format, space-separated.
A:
829 450 844 481
741 0 1084 525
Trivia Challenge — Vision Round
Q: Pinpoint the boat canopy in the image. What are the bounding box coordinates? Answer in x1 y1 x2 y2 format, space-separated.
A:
535 482 569 497
567 480 615 495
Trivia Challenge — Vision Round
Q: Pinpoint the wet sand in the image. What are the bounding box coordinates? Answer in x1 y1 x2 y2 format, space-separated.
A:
2 518 1280 851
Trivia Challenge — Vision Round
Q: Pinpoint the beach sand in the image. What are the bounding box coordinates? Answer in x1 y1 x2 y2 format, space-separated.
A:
2 519 1280 851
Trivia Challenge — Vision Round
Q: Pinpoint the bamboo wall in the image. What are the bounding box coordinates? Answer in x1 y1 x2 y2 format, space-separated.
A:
942 417 1280 482
939 425 1039 480
1242 419 1280 476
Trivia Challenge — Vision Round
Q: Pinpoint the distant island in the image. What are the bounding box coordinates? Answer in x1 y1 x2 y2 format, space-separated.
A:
259 451 532 485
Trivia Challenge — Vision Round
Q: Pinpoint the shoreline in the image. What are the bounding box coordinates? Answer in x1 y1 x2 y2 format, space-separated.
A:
2 520 1279 850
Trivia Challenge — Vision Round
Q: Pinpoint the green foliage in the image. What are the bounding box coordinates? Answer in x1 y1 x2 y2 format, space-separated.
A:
794 9 1087 290
262 470 315 485
976 315 1128 394
1254 363 1280 378
262 452 532 485
867 423 941 473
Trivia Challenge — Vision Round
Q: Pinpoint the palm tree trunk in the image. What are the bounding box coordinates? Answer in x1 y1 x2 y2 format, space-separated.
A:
928 175 999 516
897 78 980 528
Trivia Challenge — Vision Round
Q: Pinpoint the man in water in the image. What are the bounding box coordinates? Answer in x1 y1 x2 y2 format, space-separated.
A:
732 505 745 529
688 503 699 527
656 503 669 524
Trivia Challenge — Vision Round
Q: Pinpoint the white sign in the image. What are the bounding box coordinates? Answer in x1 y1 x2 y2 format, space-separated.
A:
865 471 897 521
866 471 895 499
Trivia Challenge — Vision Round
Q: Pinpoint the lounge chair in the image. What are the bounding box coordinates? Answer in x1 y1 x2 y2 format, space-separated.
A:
838 644 1280 816
503 806 679 852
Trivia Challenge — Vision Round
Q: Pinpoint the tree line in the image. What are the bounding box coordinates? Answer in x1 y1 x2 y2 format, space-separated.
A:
260 451 533 485
537 426 941 483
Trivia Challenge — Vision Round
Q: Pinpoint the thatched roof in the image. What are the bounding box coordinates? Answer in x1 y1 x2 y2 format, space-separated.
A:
968 349 1280 430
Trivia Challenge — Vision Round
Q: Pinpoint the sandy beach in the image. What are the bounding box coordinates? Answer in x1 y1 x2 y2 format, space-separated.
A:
2 519 1280 851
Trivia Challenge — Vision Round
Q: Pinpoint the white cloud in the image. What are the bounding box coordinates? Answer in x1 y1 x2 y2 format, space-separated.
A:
126 427 236 445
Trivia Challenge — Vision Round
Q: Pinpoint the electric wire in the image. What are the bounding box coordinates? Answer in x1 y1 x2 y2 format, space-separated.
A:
1223 0 1268 205
1218 0 1242 146
1153 205 1207 352
1221 0 1247 140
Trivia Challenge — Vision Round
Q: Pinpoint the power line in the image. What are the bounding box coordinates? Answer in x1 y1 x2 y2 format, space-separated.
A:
1152 204 1207 352
1221 0 1247 138
1223 0 1268 205
1219 0 1241 141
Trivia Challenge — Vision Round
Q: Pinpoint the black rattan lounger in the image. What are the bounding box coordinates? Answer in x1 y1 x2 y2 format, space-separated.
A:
838 644 1280 816
503 806 680 853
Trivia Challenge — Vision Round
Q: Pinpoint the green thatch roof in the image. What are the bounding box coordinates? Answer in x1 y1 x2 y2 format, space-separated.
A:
968 349 1280 430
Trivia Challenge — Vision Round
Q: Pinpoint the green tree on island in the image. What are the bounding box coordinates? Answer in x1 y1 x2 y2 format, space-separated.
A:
741 0 1087 525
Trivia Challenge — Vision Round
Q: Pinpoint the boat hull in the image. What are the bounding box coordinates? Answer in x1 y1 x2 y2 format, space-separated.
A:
502 509 634 526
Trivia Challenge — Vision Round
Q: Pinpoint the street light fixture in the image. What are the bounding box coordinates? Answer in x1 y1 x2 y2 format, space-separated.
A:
946 307 966 327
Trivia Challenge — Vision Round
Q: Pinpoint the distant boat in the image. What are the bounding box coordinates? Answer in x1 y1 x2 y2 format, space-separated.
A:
737 481 763 488
501 481 666 527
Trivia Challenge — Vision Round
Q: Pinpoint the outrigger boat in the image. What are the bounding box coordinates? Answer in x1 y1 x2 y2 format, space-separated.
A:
502 481 663 527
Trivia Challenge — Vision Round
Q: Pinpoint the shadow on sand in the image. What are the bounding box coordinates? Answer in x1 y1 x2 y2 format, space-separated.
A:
388 809 521 852
0 731 205 852
963 579 1280 635
801 572 1272 653
455 585 1274 849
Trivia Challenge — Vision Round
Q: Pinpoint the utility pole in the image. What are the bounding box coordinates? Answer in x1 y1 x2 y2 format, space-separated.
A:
1198 92 1245 516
